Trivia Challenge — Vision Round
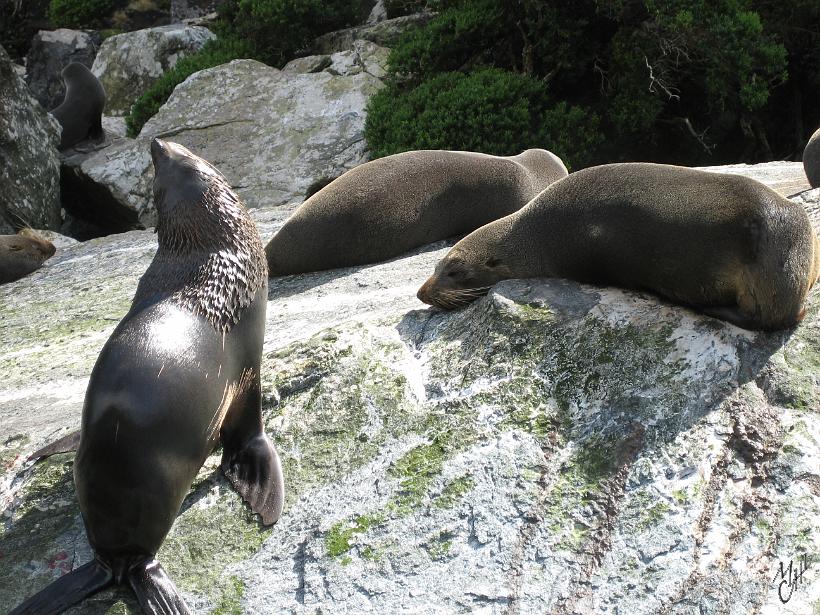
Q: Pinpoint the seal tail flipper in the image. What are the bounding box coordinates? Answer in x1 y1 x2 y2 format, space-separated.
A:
9 558 113 615
128 558 192 615
221 432 285 525
27 429 81 462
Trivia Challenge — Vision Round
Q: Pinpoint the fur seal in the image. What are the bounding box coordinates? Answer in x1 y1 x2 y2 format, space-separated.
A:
265 148 568 275
0 228 56 284
11 140 284 615
50 62 105 151
803 126 820 188
417 163 820 331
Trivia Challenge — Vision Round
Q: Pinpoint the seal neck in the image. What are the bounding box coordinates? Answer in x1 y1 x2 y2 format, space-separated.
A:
133 184 267 332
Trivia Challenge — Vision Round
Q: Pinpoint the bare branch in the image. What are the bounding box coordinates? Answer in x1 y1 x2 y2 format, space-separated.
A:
660 117 715 154
645 56 680 100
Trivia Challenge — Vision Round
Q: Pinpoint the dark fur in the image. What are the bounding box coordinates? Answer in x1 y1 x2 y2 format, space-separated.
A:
50 62 105 150
804 126 820 189
11 140 283 615
418 163 820 331
0 229 55 284
265 148 568 275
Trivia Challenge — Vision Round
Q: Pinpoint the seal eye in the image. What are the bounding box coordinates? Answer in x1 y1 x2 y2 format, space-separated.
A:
485 257 501 268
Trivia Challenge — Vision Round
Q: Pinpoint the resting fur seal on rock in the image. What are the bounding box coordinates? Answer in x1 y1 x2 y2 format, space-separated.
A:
265 148 568 275
50 62 105 151
417 162 820 331
0 228 56 284
804 127 820 188
11 139 284 615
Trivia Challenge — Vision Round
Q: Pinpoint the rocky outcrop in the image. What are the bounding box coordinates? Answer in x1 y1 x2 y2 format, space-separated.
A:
90 24 216 115
312 12 433 54
25 29 101 111
0 174 818 614
699 160 812 196
60 51 386 232
0 44 61 234
170 0 229 22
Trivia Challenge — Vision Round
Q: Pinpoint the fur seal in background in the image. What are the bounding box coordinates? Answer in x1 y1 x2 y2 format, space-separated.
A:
265 148 568 275
50 62 105 151
11 140 284 615
804 126 820 188
417 163 820 331
0 228 56 284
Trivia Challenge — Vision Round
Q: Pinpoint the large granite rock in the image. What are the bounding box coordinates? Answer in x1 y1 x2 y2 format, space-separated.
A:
0 44 61 234
25 29 102 111
0 174 818 614
61 52 385 232
90 24 215 115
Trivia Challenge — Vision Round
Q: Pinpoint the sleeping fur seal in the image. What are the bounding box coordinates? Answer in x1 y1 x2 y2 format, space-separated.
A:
11 140 284 615
265 148 568 275
804 126 820 188
417 163 820 331
0 228 56 284
50 62 105 150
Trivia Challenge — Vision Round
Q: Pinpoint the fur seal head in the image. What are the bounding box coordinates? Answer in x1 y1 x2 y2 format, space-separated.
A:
0 229 56 284
141 139 268 331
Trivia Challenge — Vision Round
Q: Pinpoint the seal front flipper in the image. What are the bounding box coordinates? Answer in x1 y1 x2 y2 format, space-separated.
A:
27 429 81 462
219 373 285 525
129 559 192 615
9 558 113 615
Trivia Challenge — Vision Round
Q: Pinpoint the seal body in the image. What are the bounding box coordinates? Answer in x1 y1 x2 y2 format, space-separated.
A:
0 229 56 284
50 62 105 150
804 126 820 188
11 140 283 615
265 148 568 275
418 163 820 331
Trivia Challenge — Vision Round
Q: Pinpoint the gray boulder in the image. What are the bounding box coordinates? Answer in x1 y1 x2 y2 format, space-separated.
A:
60 53 386 232
312 12 433 54
91 24 216 115
0 180 818 614
25 29 102 111
803 127 820 188
0 44 61 234
170 0 229 22
698 160 812 196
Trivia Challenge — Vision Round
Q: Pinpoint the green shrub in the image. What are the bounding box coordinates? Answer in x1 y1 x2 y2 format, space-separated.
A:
384 0 428 19
365 68 602 168
126 38 254 137
48 0 115 28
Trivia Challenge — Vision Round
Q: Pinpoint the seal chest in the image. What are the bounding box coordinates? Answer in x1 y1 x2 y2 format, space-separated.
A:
11 140 284 615
265 148 568 275
418 162 820 331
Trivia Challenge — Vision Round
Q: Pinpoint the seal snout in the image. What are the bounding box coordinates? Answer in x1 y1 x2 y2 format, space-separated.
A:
150 138 168 165
416 277 434 305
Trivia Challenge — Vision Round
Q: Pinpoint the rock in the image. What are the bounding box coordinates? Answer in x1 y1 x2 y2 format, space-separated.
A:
312 12 433 54
91 24 216 115
367 0 388 25
25 29 102 111
170 0 229 22
0 174 819 615
698 160 811 197
282 54 333 75
101 115 127 138
0 44 61 234
803 126 820 188
327 40 390 79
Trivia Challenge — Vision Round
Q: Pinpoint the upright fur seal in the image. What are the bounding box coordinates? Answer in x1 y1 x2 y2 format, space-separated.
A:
11 140 284 615
265 148 568 275
0 228 56 284
804 126 820 188
50 62 105 150
417 163 820 331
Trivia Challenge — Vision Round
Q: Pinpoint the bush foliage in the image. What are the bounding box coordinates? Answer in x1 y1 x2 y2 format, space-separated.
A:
48 0 115 28
365 0 820 168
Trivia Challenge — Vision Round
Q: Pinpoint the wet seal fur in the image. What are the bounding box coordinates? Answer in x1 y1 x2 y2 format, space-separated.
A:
804 126 820 188
50 62 105 151
0 228 56 284
265 148 568 275
11 140 284 615
418 162 820 331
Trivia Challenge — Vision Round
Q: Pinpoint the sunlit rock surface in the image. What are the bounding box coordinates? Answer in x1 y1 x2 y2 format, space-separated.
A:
0 176 818 614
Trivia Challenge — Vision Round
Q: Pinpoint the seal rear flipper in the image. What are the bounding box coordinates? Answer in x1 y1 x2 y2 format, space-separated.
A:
27 429 81 462
221 433 285 525
9 558 113 615
128 559 192 615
